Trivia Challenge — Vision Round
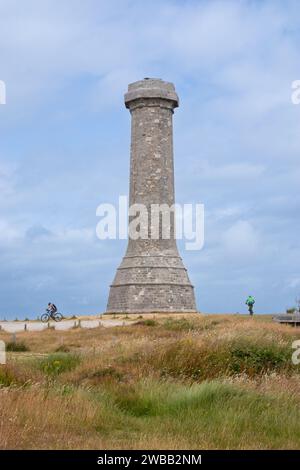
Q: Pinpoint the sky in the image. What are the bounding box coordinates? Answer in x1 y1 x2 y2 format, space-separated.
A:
0 0 300 318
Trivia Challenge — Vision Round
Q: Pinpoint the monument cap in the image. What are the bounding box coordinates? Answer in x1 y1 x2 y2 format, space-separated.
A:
125 78 179 108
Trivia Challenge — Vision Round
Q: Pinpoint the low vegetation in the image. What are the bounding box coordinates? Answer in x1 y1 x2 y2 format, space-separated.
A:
5 341 29 352
0 314 300 449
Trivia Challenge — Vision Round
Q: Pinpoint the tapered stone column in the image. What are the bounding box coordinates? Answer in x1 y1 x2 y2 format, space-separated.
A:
106 78 197 313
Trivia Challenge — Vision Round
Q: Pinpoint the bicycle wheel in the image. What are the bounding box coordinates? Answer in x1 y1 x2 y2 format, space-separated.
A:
41 313 50 323
54 312 63 322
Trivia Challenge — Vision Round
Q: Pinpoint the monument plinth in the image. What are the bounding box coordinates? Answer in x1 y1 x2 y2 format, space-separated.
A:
106 78 197 313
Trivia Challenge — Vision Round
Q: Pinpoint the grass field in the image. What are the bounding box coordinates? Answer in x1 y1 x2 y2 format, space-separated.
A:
1 314 300 449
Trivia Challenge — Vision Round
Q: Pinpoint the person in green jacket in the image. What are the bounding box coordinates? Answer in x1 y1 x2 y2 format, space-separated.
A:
246 295 255 315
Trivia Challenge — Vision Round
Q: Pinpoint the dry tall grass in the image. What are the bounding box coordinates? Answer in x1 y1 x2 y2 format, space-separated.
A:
1 314 300 449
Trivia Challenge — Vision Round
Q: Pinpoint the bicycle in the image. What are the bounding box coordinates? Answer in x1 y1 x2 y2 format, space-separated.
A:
41 310 63 323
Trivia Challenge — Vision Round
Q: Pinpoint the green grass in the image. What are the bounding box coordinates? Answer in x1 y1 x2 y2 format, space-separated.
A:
81 378 300 448
111 379 244 417
37 353 81 376
162 318 195 331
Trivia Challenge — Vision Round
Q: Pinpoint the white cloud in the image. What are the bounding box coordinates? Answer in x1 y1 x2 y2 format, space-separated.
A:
0 0 300 315
0 219 21 245
222 220 260 257
55 227 95 242
0 161 16 199
212 205 245 221
0 0 297 117
194 161 265 180
288 278 300 289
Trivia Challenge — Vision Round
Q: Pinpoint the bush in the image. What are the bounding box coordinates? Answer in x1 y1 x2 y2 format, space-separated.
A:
137 319 157 327
144 337 296 381
88 366 123 383
6 341 29 352
229 343 290 375
38 353 81 376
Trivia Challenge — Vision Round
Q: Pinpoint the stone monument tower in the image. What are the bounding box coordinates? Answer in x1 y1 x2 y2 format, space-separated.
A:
106 78 197 313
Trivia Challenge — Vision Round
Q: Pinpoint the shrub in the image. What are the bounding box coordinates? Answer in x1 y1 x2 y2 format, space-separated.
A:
144 337 296 381
229 343 290 375
137 319 157 327
38 353 81 376
6 341 29 352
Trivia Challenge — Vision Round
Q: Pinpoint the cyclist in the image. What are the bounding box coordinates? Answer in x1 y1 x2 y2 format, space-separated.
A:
47 302 58 319
41 303 62 323
245 295 255 316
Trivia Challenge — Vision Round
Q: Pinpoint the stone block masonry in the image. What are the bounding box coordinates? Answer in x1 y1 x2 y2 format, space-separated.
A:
106 78 197 313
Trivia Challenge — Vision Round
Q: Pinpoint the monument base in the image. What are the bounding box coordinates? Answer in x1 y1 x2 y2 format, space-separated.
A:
106 254 197 314
106 284 197 314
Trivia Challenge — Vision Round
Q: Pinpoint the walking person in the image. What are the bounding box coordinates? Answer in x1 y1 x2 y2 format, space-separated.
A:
245 295 255 316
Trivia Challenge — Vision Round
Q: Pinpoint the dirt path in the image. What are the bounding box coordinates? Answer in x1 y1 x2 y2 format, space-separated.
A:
0 318 137 333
